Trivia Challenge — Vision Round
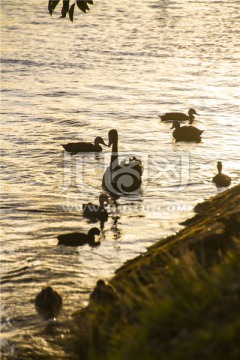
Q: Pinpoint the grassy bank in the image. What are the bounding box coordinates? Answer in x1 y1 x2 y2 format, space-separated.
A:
68 184 240 360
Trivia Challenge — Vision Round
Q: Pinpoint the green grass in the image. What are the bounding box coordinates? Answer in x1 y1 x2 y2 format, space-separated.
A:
69 238 240 360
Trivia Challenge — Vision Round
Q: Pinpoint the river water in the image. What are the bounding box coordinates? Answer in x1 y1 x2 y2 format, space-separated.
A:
1 0 239 358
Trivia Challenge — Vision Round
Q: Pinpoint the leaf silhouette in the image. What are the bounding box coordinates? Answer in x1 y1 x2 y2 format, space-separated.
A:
48 0 53 15
69 3 75 22
52 0 61 11
61 0 70 18
48 0 61 16
48 0 93 21
77 1 89 13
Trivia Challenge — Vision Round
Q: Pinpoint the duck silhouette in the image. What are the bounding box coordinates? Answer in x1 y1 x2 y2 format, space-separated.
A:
102 129 143 196
83 193 110 222
34 286 62 320
159 108 199 123
89 279 119 306
212 162 231 187
171 121 204 142
62 136 107 153
57 227 101 247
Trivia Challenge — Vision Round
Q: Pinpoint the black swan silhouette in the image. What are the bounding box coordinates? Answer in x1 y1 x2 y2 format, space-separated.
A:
102 129 143 196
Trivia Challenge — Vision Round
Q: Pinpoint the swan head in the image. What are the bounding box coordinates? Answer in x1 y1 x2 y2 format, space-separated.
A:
108 129 118 147
188 108 199 116
94 137 108 146
171 121 180 129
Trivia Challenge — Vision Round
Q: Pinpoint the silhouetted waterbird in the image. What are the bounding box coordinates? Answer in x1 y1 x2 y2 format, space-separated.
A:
212 161 231 187
62 136 107 153
34 286 62 320
57 227 101 247
89 279 119 306
159 108 199 123
83 193 110 221
102 129 143 196
171 120 203 142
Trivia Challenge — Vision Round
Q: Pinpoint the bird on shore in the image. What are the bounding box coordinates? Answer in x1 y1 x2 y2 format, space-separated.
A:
57 227 101 247
62 136 107 153
83 193 110 222
89 279 119 306
34 286 62 320
159 108 199 123
102 129 143 196
212 161 231 187
171 120 204 142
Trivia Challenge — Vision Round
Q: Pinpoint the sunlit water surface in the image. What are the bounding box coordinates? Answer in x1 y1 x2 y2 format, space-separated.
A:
1 0 240 358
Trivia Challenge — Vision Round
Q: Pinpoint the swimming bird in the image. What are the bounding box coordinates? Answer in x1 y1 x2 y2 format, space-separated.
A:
102 129 143 196
89 279 119 306
171 121 204 142
34 286 62 320
57 227 101 247
212 161 231 187
62 136 107 153
83 193 110 222
159 108 199 123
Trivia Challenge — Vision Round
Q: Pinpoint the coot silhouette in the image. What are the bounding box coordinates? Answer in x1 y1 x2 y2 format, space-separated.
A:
57 227 101 247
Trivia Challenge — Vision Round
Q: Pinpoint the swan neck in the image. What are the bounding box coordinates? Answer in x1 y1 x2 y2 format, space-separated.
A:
111 140 119 171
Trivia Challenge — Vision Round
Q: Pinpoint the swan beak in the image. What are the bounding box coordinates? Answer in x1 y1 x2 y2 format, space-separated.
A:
170 124 174 129
195 112 199 115
99 138 108 146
